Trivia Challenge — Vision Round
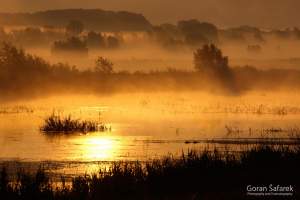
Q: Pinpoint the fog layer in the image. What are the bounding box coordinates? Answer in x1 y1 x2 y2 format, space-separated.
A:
2 0 300 28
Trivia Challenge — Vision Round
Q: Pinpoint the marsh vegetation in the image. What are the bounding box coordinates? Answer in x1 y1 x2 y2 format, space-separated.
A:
2 42 300 101
41 114 108 133
0 146 299 200
0 6 300 200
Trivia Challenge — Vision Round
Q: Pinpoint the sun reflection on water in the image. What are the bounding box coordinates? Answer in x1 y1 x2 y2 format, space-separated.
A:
73 134 120 161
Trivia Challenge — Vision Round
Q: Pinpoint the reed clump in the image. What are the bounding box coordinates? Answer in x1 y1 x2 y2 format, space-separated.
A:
41 114 107 133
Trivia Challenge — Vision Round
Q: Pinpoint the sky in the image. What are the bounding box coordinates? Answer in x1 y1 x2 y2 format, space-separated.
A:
1 0 298 28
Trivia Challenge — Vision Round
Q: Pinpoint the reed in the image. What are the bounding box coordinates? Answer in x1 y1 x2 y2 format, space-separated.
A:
41 114 108 133
0 146 299 200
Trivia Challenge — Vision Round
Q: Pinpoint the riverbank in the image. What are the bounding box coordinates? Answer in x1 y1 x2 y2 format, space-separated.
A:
0 145 299 200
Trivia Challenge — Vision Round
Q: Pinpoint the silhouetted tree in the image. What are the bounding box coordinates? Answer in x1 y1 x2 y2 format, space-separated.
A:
151 24 184 49
178 20 218 46
0 42 49 72
95 57 114 74
66 20 84 35
273 28 292 40
0 42 51 91
0 9 152 32
11 27 46 46
194 44 233 84
221 26 265 44
194 44 227 71
106 36 120 49
86 31 105 48
293 27 300 39
52 37 88 55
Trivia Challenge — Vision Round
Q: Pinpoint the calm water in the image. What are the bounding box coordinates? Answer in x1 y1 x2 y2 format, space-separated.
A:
0 92 299 175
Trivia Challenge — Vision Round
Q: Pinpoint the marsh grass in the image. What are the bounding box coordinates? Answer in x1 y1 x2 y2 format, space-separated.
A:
0 105 34 114
41 114 108 133
225 125 300 140
0 146 299 200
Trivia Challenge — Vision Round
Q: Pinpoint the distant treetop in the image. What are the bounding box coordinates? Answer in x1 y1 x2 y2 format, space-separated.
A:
0 9 152 32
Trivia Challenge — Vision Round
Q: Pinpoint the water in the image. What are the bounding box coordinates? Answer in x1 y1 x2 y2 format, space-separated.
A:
0 91 299 175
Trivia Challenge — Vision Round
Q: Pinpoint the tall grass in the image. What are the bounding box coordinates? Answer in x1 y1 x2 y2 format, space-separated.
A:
41 114 108 133
0 146 299 199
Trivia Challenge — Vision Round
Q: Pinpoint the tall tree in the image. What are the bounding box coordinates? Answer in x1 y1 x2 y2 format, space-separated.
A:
66 20 84 36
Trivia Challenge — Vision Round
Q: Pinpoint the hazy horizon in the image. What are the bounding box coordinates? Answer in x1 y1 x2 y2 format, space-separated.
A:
0 1 299 199
1 0 298 28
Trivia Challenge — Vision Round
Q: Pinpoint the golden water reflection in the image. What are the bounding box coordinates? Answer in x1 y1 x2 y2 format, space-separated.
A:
1 92 300 173
71 134 121 161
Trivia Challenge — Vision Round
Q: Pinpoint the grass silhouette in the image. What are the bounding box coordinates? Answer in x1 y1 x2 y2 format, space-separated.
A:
0 145 299 199
41 114 107 133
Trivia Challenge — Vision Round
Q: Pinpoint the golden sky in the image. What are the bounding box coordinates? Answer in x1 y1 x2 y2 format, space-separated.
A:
2 0 298 28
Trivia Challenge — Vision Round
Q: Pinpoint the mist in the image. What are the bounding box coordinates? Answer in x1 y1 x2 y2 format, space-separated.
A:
1 4 300 199
1 0 299 28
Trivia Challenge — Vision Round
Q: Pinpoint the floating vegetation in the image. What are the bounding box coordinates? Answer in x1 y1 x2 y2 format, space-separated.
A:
40 114 109 133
